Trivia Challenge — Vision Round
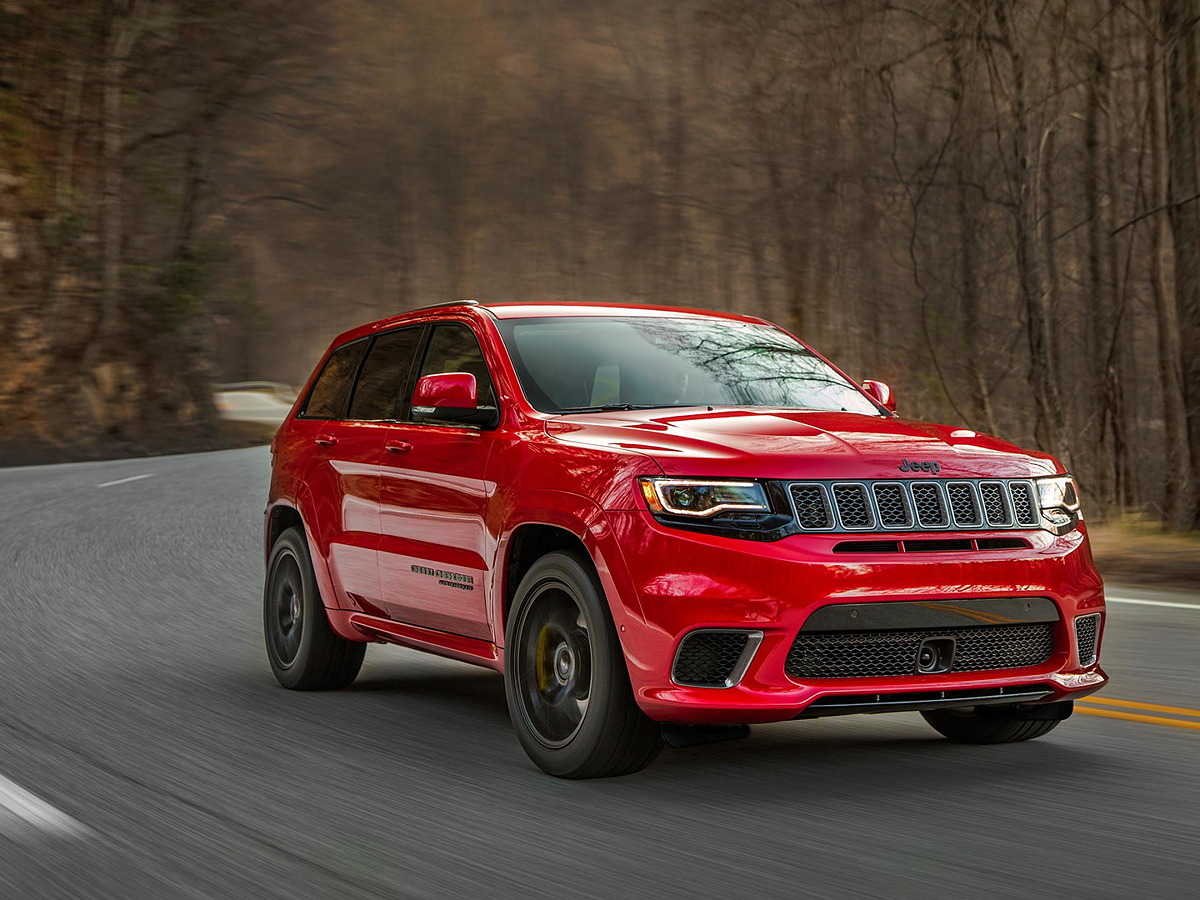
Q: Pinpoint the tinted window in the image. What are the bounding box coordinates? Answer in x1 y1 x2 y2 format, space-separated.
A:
494 316 880 415
413 324 497 423
348 327 424 421
302 338 368 419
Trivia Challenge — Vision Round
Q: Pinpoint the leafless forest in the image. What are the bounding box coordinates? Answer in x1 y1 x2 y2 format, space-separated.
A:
1 0 1198 528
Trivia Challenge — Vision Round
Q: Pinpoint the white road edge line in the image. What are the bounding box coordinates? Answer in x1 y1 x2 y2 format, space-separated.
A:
1107 596 1200 611
0 772 89 838
96 473 155 489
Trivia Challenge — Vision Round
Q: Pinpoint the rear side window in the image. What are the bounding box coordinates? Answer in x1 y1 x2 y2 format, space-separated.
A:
302 338 368 419
348 327 424 421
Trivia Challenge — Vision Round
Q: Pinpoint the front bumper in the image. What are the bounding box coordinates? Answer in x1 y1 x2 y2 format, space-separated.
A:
603 510 1108 725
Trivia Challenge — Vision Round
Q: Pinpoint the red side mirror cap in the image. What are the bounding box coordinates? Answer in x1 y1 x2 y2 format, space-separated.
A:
862 380 896 414
413 372 477 411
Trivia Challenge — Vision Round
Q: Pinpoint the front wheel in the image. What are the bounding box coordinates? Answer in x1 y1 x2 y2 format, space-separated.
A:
504 551 662 778
264 526 365 690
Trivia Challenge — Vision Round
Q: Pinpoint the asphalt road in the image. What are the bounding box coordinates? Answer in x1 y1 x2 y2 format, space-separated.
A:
1 447 1197 899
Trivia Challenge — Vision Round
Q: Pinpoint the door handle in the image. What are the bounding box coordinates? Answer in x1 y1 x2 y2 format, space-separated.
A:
385 439 413 453
314 433 338 447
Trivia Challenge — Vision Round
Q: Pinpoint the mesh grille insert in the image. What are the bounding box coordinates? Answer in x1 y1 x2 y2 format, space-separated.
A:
786 623 1055 679
947 482 982 527
1074 614 1100 666
911 483 948 527
980 482 1012 525
790 484 832 529
832 484 873 528
672 631 752 687
872 483 912 528
1009 482 1039 526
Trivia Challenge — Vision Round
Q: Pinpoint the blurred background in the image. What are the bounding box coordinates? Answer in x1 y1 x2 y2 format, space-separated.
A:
1 0 1198 533
1 6 1198 897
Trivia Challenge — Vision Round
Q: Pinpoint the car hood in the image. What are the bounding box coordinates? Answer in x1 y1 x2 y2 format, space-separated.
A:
544 407 1060 480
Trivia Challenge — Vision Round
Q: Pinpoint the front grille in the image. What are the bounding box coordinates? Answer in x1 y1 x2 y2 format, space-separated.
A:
1009 482 1039 525
979 482 1010 525
872 483 911 529
1074 613 1100 666
672 630 761 688
832 483 873 528
785 623 1055 679
787 479 1041 533
791 484 834 529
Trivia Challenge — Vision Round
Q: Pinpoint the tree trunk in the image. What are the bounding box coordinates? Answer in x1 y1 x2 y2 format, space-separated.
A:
1162 0 1200 527
1147 2 1194 528
92 0 150 361
994 0 1067 459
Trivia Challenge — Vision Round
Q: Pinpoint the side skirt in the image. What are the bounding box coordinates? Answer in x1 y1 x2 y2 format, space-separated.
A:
337 612 503 672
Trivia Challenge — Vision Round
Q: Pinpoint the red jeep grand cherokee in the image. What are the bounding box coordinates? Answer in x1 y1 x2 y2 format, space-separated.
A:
264 301 1107 777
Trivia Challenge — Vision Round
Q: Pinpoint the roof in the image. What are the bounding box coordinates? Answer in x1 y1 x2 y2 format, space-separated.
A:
326 300 777 349
479 301 772 324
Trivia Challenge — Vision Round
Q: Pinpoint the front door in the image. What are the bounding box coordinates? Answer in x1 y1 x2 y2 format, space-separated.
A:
377 323 497 639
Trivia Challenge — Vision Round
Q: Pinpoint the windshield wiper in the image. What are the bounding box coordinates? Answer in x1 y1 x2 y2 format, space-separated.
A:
554 403 688 414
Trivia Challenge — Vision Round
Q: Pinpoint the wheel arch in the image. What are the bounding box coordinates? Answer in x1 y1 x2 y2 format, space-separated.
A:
493 494 645 649
265 498 341 614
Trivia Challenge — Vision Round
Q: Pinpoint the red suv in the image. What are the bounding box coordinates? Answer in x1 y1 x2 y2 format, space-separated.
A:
264 301 1107 777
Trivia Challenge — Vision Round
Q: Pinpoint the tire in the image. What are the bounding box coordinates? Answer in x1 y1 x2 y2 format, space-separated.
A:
504 551 663 778
264 526 365 690
921 704 1067 744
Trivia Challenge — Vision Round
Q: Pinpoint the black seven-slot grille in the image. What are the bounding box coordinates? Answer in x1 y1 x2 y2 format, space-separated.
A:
788 479 1040 533
786 623 1055 678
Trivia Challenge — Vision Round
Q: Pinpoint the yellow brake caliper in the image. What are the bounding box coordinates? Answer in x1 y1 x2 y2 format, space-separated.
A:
535 625 555 692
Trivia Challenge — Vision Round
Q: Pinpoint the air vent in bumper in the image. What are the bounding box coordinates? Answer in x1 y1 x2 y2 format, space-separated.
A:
786 623 1055 679
1074 613 1101 666
672 629 763 688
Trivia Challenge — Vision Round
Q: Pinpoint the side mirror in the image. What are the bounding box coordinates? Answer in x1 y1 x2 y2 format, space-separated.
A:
862 380 897 414
412 373 498 427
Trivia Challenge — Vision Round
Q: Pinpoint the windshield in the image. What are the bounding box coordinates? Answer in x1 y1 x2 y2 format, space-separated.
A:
494 315 881 416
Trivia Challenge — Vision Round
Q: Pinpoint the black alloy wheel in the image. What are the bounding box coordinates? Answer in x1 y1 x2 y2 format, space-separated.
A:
505 551 662 778
266 550 305 669
264 526 365 690
513 579 594 748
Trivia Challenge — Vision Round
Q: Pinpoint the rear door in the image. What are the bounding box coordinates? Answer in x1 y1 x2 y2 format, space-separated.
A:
377 322 498 639
288 337 384 608
290 326 426 610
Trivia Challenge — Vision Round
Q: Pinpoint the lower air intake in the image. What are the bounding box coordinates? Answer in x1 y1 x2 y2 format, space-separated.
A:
1074 613 1101 666
786 623 1054 679
672 630 761 688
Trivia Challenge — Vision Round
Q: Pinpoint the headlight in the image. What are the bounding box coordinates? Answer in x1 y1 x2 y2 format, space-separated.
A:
1034 474 1082 534
640 478 770 518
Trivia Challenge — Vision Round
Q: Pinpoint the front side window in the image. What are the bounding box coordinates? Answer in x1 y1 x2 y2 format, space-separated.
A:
348 327 424 421
413 324 498 425
494 316 880 415
302 338 368 419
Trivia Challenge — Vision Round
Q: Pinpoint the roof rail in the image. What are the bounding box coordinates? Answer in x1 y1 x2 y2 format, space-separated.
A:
405 299 481 313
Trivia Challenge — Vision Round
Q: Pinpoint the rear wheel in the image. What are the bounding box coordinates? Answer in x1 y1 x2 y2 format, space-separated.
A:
505 551 662 778
921 702 1070 744
264 526 365 690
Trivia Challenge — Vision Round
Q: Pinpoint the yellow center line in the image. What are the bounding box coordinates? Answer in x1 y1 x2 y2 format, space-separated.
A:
1076 697 1200 719
1075 706 1200 731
